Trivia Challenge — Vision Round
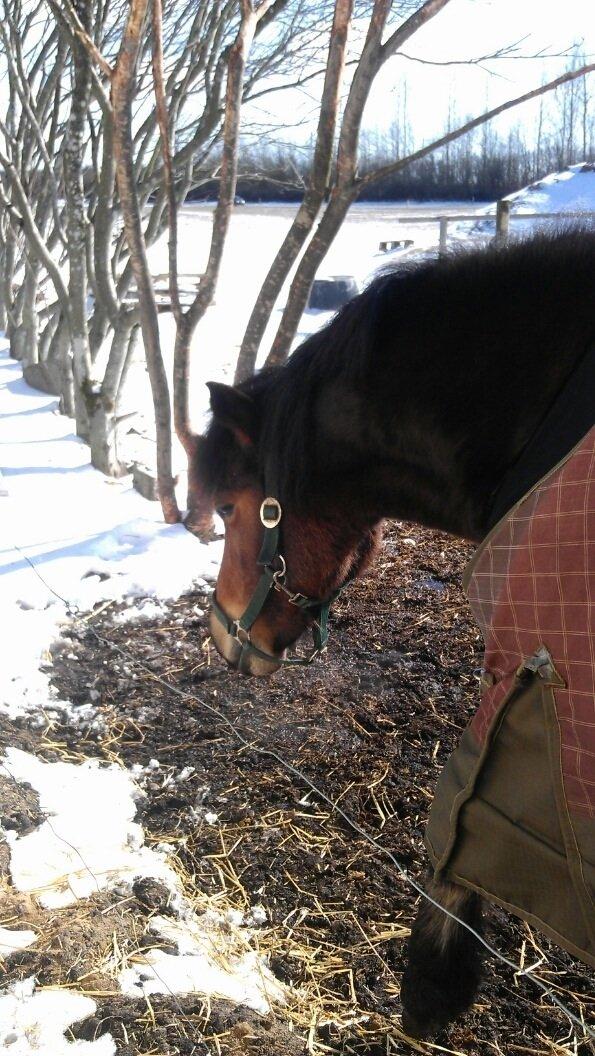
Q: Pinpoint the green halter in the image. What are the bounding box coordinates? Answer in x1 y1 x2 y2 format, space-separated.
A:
210 489 342 668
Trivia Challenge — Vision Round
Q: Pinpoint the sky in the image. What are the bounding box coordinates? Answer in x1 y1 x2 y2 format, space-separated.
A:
248 0 595 149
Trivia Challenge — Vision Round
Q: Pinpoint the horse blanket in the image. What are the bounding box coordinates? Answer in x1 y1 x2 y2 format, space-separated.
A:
426 425 595 967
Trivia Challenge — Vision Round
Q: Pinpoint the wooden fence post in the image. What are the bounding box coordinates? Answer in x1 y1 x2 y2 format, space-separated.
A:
495 199 511 246
439 216 449 256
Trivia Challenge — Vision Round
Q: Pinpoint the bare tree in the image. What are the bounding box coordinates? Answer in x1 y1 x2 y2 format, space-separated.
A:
0 0 329 521
63 0 95 438
236 0 452 377
233 0 595 375
0 1 68 374
266 52 595 369
170 0 277 531
52 0 293 524
234 0 354 383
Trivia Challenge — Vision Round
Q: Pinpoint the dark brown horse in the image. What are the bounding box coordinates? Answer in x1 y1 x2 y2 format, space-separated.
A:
193 229 595 1038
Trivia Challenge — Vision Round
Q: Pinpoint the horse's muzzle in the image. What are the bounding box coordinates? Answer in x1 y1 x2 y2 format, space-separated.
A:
208 610 283 676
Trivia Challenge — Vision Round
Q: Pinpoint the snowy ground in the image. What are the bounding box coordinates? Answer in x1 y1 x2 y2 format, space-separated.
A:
1 173 593 1053
465 161 595 236
0 344 281 1052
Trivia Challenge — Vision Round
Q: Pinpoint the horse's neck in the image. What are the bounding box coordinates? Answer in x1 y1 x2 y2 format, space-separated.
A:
314 347 584 544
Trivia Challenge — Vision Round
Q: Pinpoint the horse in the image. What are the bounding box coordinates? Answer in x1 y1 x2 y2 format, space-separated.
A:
193 228 595 1039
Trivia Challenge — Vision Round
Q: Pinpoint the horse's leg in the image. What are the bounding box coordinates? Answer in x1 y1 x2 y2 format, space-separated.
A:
400 874 484 1038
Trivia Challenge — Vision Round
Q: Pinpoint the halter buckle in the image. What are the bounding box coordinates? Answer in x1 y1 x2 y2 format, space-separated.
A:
260 497 282 528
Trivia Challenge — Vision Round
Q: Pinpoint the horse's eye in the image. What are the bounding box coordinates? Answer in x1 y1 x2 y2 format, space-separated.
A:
216 504 234 519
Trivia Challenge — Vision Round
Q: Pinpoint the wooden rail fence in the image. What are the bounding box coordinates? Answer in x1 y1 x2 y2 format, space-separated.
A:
390 201 595 255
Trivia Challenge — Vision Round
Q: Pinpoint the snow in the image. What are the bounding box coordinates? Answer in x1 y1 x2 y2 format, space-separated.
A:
119 913 285 1014
0 928 37 957
0 978 116 1055
0 334 287 1033
0 744 285 1014
0 344 222 721
507 162 595 216
468 162 595 236
1 747 179 909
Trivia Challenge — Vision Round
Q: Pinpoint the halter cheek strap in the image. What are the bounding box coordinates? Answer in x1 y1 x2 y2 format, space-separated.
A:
210 493 342 667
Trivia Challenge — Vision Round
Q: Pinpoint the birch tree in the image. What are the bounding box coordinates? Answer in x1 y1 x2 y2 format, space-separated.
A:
234 0 354 383
0 0 326 518
46 0 313 523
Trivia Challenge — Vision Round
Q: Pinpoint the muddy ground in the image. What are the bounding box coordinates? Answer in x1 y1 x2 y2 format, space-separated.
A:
2 522 594 1055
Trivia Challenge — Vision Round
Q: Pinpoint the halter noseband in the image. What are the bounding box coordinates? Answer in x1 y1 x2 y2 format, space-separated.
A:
210 490 343 668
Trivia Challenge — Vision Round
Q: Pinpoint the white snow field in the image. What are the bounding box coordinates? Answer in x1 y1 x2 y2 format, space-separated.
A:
1 176 593 1051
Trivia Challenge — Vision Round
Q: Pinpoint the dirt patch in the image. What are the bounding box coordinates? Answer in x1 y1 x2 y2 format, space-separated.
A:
0 774 44 838
2 521 593 1054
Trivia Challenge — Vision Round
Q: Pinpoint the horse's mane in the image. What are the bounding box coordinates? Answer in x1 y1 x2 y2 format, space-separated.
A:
201 226 595 508
244 278 391 503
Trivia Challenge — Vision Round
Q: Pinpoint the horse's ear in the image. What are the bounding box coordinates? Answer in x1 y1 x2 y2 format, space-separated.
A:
206 381 256 447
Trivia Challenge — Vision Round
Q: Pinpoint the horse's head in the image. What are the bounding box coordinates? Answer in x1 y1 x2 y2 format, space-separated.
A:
195 380 381 676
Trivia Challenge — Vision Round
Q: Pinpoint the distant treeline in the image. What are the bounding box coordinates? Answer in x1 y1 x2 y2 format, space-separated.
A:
188 139 594 204
189 76 595 203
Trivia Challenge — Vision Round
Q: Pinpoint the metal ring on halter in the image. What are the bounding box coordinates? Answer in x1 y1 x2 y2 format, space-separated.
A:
287 590 308 606
270 553 287 584
260 497 282 528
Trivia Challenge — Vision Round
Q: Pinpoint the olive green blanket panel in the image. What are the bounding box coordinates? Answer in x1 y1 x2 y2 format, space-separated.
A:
426 682 595 968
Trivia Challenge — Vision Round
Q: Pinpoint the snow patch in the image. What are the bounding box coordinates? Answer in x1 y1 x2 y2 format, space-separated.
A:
0 928 37 957
1 748 178 909
0 977 115 1054
467 162 595 237
0 349 222 722
0 749 285 1014
119 913 285 1014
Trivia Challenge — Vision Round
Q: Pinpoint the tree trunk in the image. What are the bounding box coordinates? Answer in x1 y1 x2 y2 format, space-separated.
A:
171 0 267 535
0 225 16 333
88 401 129 476
265 187 355 368
234 196 323 382
88 313 136 476
38 304 58 364
8 280 26 359
47 311 76 417
252 0 454 370
234 0 353 383
11 264 40 365
111 0 180 523
21 264 40 367
64 0 95 440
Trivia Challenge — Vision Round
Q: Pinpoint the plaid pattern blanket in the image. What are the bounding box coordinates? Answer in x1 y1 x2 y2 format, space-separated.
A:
426 427 595 967
466 425 595 818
